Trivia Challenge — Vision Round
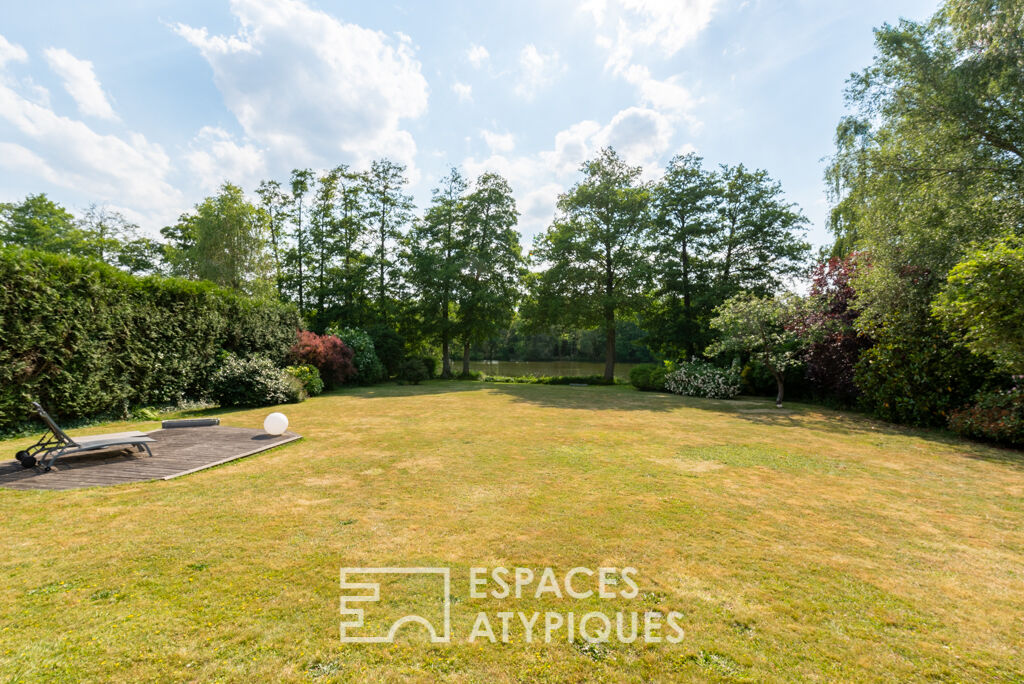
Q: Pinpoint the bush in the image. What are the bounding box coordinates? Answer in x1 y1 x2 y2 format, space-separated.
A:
396 357 430 385
629 364 668 392
290 331 357 388
854 324 992 427
664 359 742 399
211 355 305 407
327 326 385 385
285 364 324 396
415 355 437 379
948 385 1024 448
0 247 300 432
365 324 405 376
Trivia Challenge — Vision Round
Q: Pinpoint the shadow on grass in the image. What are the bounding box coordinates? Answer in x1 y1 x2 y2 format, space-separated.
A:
335 381 1024 465
682 396 1024 471
340 379 680 412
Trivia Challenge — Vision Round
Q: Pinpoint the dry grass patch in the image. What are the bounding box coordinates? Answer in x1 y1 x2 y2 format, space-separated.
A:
1 382 1022 682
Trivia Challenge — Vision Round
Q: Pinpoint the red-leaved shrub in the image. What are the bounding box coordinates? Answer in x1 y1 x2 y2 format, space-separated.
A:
948 385 1024 448
788 253 871 406
290 331 356 388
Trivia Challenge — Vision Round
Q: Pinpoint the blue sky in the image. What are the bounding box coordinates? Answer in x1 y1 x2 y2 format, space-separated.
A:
1 0 939 249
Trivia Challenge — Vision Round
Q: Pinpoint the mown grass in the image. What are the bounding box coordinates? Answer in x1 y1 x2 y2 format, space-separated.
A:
1 382 1022 682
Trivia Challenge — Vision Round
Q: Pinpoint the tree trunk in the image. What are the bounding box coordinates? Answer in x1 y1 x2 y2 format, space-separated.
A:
680 229 694 359
603 309 616 382
297 199 305 312
774 373 784 408
719 214 736 290
462 341 471 376
441 328 452 379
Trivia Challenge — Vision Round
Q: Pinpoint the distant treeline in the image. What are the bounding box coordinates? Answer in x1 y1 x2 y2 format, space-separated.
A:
2 0 1022 445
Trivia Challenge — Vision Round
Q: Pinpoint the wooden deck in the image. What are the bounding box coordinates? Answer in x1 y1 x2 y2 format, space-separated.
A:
0 426 300 491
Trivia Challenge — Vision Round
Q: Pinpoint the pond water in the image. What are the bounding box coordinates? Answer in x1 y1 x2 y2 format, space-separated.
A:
466 360 639 380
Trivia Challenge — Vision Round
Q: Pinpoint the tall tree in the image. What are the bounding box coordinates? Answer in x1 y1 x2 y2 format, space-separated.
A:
77 204 140 265
405 168 467 377
309 168 340 328
365 159 414 324
827 0 1024 333
823 0 1023 423
533 147 651 381
645 153 721 358
0 194 84 255
713 164 809 297
160 214 200 279
334 167 371 325
457 172 525 375
287 168 315 312
255 179 289 295
116 237 164 275
168 183 272 294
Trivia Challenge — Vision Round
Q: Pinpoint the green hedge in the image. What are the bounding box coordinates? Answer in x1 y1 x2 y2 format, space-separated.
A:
0 247 300 431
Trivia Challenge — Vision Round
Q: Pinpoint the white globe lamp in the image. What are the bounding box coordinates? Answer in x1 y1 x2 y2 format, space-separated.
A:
264 412 289 436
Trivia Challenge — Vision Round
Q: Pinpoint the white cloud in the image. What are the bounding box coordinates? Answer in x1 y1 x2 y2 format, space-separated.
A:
463 106 673 241
603 0 720 71
619 63 700 126
185 126 267 192
43 47 119 121
514 44 564 100
480 129 514 154
0 34 181 228
173 0 429 173
0 34 28 70
578 0 608 25
452 81 472 102
0 82 182 225
466 43 489 68
538 107 673 177
582 0 712 134
596 106 674 173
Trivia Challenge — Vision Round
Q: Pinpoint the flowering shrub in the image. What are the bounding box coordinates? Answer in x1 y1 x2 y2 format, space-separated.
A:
211 355 305 407
285 364 324 396
948 383 1024 448
664 359 741 400
290 331 357 388
326 326 385 384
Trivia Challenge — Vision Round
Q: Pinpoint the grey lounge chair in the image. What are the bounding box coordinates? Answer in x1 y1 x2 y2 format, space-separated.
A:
14 402 155 472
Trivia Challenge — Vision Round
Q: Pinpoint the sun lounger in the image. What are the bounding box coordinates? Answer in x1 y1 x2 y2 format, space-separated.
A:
14 402 155 472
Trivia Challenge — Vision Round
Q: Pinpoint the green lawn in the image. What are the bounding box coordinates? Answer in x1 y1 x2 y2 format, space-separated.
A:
1 383 1022 682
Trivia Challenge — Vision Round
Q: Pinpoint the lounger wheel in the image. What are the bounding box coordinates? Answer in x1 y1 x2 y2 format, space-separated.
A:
15 450 36 468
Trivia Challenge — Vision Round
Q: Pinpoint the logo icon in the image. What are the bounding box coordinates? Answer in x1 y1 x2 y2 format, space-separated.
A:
339 567 452 643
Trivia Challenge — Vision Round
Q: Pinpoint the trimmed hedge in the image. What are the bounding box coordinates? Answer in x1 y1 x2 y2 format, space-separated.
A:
0 247 300 430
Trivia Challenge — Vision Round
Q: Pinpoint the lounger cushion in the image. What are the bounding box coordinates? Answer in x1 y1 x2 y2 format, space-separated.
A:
73 431 149 446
